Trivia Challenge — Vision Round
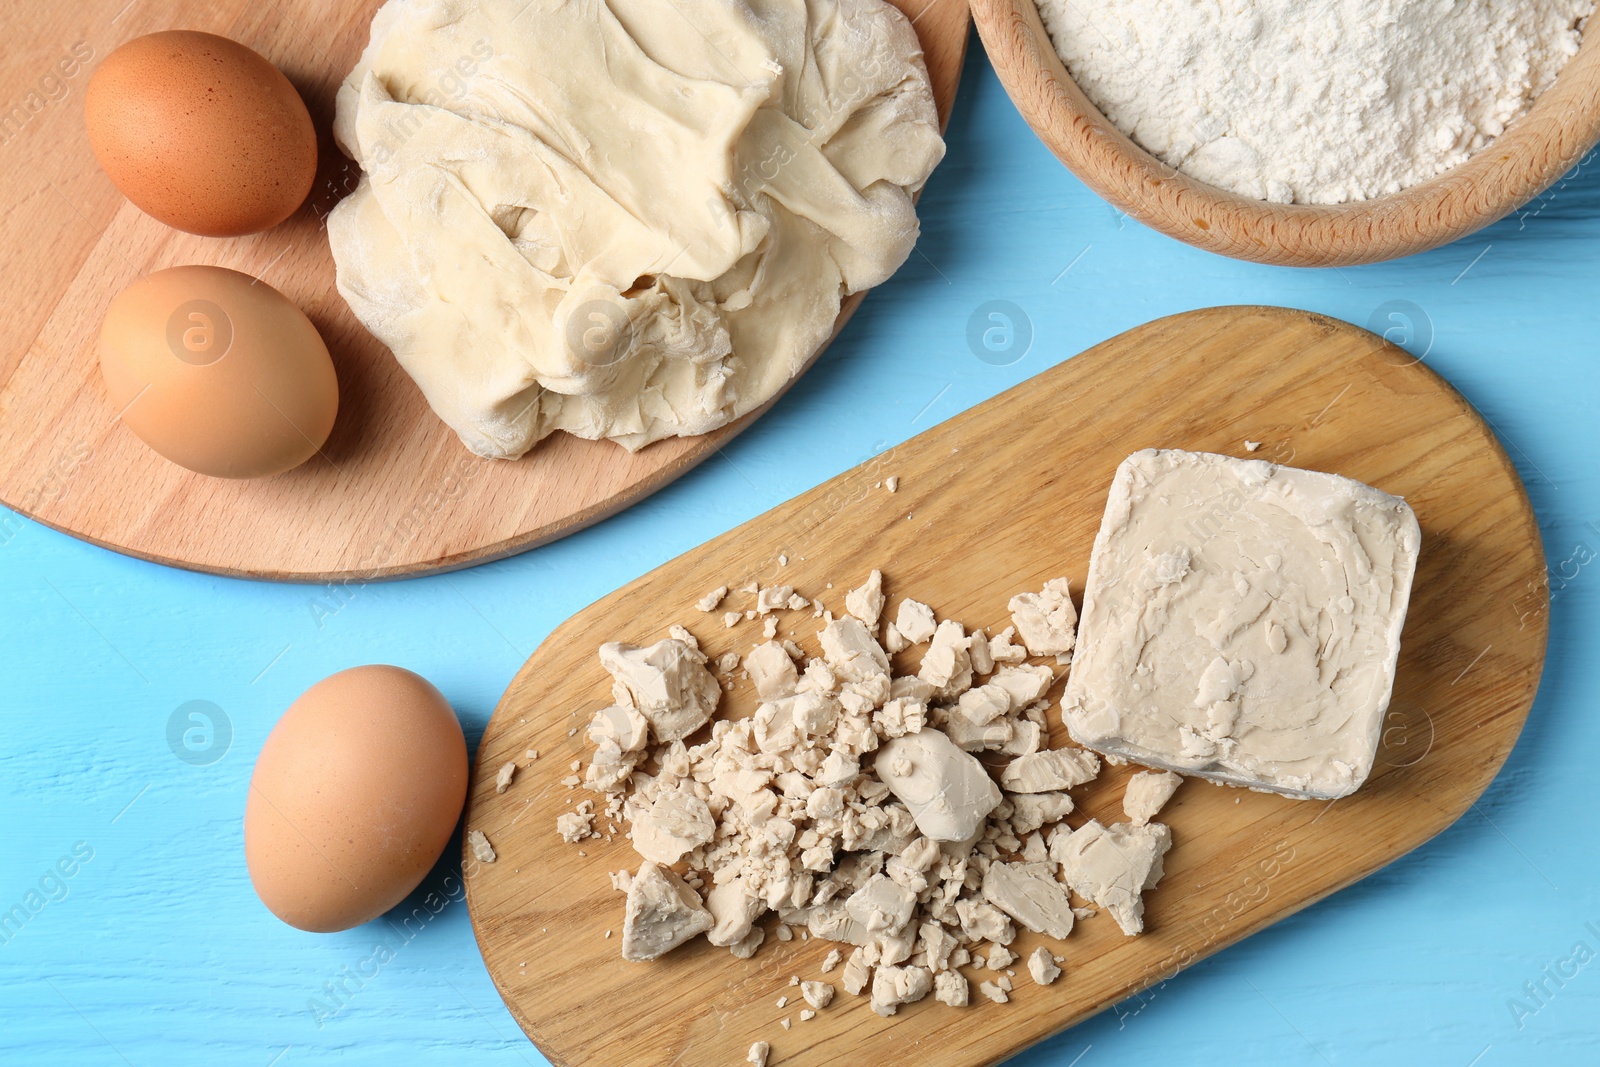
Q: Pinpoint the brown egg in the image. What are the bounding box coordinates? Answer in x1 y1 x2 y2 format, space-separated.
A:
86 30 317 236
99 265 338 478
245 666 469 933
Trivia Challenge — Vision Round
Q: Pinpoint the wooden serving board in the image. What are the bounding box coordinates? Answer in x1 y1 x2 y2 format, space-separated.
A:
0 0 969 582
464 306 1548 1067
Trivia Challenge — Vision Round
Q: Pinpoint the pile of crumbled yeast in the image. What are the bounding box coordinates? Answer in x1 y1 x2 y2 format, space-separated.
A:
559 569 1182 1021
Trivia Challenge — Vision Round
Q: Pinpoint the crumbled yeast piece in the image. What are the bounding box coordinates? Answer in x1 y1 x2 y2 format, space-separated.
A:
1000 720 1043 758
876 729 1001 841
870 965 932 1016
696 585 728 612
467 829 496 863
1123 770 1182 826
588 705 649 752
894 599 937 644
1027 946 1061 986
556 807 594 843
821 948 842 973
883 622 908 654
1051 820 1172 935
819 617 890 691
915 919 956 969
747 1040 769 1067
988 664 1055 707
621 862 713 962
1008 578 1078 657
968 629 994 675
985 945 1015 971
978 980 1009 1004
1008 793 1076 836
756 585 793 614
845 570 885 629
495 761 517 793
800 981 834 1010
987 626 1028 665
842 948 872 995
846 874 917 934
955 685 1010 726
875 696 926 739
955 899 1015 945
598 639 719 742
999 749 1101 793
942 715 1009 754
630 788 714 864
981 860 1075 940
919 619 972 697
934 969 969 1007
745 641 799 700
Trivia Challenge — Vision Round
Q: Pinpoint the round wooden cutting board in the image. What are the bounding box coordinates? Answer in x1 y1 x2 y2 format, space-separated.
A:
0 0 970 582
463 306 1547 1067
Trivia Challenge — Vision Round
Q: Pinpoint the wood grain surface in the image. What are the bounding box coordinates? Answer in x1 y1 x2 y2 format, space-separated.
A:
971 0 1600 267
0 0 969 582
463 306 1548 1067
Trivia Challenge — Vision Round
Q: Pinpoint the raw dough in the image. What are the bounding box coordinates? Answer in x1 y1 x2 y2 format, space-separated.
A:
329 0 943 457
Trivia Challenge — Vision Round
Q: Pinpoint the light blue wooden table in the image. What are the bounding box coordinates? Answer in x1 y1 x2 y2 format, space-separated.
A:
4 32 1597 1067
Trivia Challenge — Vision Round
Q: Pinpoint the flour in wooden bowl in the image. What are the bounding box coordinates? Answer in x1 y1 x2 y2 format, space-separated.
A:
1035 0 1594 204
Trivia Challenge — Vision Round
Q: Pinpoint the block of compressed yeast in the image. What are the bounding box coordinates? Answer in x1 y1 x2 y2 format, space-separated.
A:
1062 449 1421 799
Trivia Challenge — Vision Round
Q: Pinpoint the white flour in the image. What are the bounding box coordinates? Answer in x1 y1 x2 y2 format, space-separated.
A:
1036 0 1593 204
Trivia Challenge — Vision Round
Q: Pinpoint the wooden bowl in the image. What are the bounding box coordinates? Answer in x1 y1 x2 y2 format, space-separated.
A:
972 0 1600 266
